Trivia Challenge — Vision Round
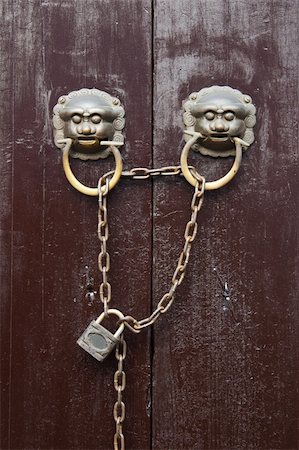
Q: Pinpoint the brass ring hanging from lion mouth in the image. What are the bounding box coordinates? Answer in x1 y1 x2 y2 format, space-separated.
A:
180 132 244 190
61 138 123 196
180 85 256 189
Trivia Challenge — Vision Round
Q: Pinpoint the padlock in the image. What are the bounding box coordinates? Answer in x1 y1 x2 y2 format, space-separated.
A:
77 309 125 362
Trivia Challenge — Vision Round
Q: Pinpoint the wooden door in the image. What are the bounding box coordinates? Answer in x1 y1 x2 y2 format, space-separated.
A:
1 1 298 449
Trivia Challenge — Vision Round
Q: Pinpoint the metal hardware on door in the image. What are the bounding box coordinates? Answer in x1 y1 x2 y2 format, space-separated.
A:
181 86 256 190
77 309 125 362
52 88 125 196
52 84 256 449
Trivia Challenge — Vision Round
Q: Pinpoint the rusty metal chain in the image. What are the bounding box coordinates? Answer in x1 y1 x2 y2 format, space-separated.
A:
99 165 190 182
96 166 205 450
121 165 182 179
121 173 205 333
97 166 205 331
113 334 127 450
97 167 182 316
97 177 111 316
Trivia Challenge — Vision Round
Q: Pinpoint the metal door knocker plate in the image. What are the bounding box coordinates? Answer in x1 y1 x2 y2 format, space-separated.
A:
53 88 125 160
181 86 256 189
183 85 256 157
53 88 125 195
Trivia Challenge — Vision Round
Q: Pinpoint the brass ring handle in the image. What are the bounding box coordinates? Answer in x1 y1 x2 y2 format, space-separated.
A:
60 138 123 196
180 133 244 190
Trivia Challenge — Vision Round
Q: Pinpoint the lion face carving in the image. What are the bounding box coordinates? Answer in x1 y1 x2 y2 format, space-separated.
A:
183 86 256 157
53 88 125 160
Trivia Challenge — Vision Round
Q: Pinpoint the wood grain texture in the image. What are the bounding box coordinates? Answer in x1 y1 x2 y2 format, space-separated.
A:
0 1 152 449
0 1 14 446
152 1 299 449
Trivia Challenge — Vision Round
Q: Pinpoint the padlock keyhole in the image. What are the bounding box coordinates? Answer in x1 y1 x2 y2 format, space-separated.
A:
88 332 108 351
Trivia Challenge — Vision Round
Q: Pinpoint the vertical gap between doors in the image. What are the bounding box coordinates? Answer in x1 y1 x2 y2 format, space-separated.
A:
150 1 156 449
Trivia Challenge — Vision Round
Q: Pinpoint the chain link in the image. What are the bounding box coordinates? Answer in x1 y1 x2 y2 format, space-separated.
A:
122 165 182 179
99 165 187 182
113 334 127 450
99 165 201 183
97 177 111 316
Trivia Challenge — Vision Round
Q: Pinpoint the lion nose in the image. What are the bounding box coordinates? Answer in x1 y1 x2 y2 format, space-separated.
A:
81 123 92 134
210 119 229 132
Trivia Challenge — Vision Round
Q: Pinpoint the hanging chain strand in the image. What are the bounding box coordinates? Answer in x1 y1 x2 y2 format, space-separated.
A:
122 173 205 332
98 178 111 316
96 166 205 450
97 166 184 314
97 166 205 332
113 334 127 450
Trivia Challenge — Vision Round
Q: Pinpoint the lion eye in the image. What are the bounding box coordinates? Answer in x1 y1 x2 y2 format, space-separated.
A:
224 111 235 121
91 114 101 124
205 111 215 120
72 115 82 124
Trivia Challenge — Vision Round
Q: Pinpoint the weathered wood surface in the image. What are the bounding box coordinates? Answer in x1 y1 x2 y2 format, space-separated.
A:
1 0 298 449
0 1 152 449
152 1 299 449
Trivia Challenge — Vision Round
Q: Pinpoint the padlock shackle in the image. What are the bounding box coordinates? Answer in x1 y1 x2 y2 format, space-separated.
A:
96 309 125 338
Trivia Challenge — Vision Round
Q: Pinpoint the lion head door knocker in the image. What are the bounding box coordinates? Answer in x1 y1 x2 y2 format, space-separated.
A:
53 88 125 196
181 86 256 190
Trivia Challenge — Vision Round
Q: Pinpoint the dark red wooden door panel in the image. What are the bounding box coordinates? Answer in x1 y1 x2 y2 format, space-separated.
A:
1 1 152 449
1 1 298 450
152 1 299 449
